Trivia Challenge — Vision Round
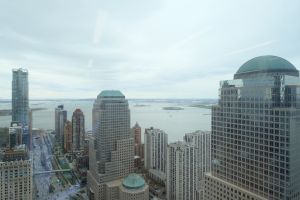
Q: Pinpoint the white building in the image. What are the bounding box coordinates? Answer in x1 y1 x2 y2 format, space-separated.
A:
166 141 197 200
144 127 168 175
184 130 211 199
54 105 67 148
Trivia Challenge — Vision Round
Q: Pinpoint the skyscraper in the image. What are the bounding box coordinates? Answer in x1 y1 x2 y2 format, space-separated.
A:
12 68 29 125
132 122 143 157
72 109 85 151
87 90 134 200
184 130 211 199
64 120 72 153
204 56 300 200
144 127 168 173
12 68 30 148
55 105 67 148
55 105 64 135
59 110 67 148
166 141 197 200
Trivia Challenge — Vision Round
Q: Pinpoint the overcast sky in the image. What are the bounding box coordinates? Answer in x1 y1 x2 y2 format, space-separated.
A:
1 0 300 99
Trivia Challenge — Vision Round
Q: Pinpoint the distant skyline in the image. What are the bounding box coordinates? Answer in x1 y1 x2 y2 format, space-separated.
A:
1 0 300 99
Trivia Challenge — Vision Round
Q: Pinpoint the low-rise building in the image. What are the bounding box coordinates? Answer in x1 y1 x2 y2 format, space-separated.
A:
106 173 149 200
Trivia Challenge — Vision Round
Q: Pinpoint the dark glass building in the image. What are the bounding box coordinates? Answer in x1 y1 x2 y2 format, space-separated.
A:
11 68 30 148
204 56 300 200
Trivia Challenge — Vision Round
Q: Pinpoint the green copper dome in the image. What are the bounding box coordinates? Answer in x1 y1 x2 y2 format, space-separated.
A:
122 174 145 189
234 55 298 79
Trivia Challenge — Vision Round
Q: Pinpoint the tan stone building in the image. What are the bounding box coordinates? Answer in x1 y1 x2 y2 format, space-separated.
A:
64 120 72 153
106 173 149 200
87 91 134 200
0 160 32 200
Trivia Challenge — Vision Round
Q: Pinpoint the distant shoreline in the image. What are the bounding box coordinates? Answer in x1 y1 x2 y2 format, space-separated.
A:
0 98 217 102
163 107 184 110
189 104 213 109
0 108 47 116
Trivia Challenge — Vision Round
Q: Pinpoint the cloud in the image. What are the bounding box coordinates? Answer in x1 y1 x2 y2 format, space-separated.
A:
0 0 300 99
93 11 108 45
225 40 275 56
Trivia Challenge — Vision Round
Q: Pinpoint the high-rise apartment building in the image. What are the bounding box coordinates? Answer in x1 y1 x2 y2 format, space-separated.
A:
87 90 134 200
204 55 300 200
132 122 143 158
55 105 67 148
64 120 72 153
72 109 85 151
12 68 30 148
59 110 67 148
144 127 168 173
166 141 197 200
55 105 64 135
184 130 211 199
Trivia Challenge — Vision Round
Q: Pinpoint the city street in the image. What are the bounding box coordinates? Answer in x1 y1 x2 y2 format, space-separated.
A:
32 130 81 200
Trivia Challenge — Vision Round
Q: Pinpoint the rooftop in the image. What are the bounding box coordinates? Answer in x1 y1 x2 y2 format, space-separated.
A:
122 173 145 189
12 68 28 73
234 55 299 79
98 90 125 98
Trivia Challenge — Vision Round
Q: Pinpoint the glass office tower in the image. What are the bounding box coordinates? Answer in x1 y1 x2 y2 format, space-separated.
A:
12 68 29 125
204 56 300 200
12 68 30 148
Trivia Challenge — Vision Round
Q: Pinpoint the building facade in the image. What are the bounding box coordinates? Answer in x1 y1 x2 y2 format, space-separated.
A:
132 122 143 158
1 144 29 162
64 120 72 153
72 109 85 151
184 130 211 199
166 141 198 200
55 105 64 136
12 68 30 148
144 127 168 174
87 90 134 200
55 105 67 148
57 106 67 149
12 68 29 125
0 160 32 200
9 122 23 148
0 145 32 200
204 55 300 200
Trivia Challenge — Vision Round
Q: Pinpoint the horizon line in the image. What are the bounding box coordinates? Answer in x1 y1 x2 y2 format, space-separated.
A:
0 98 217 101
